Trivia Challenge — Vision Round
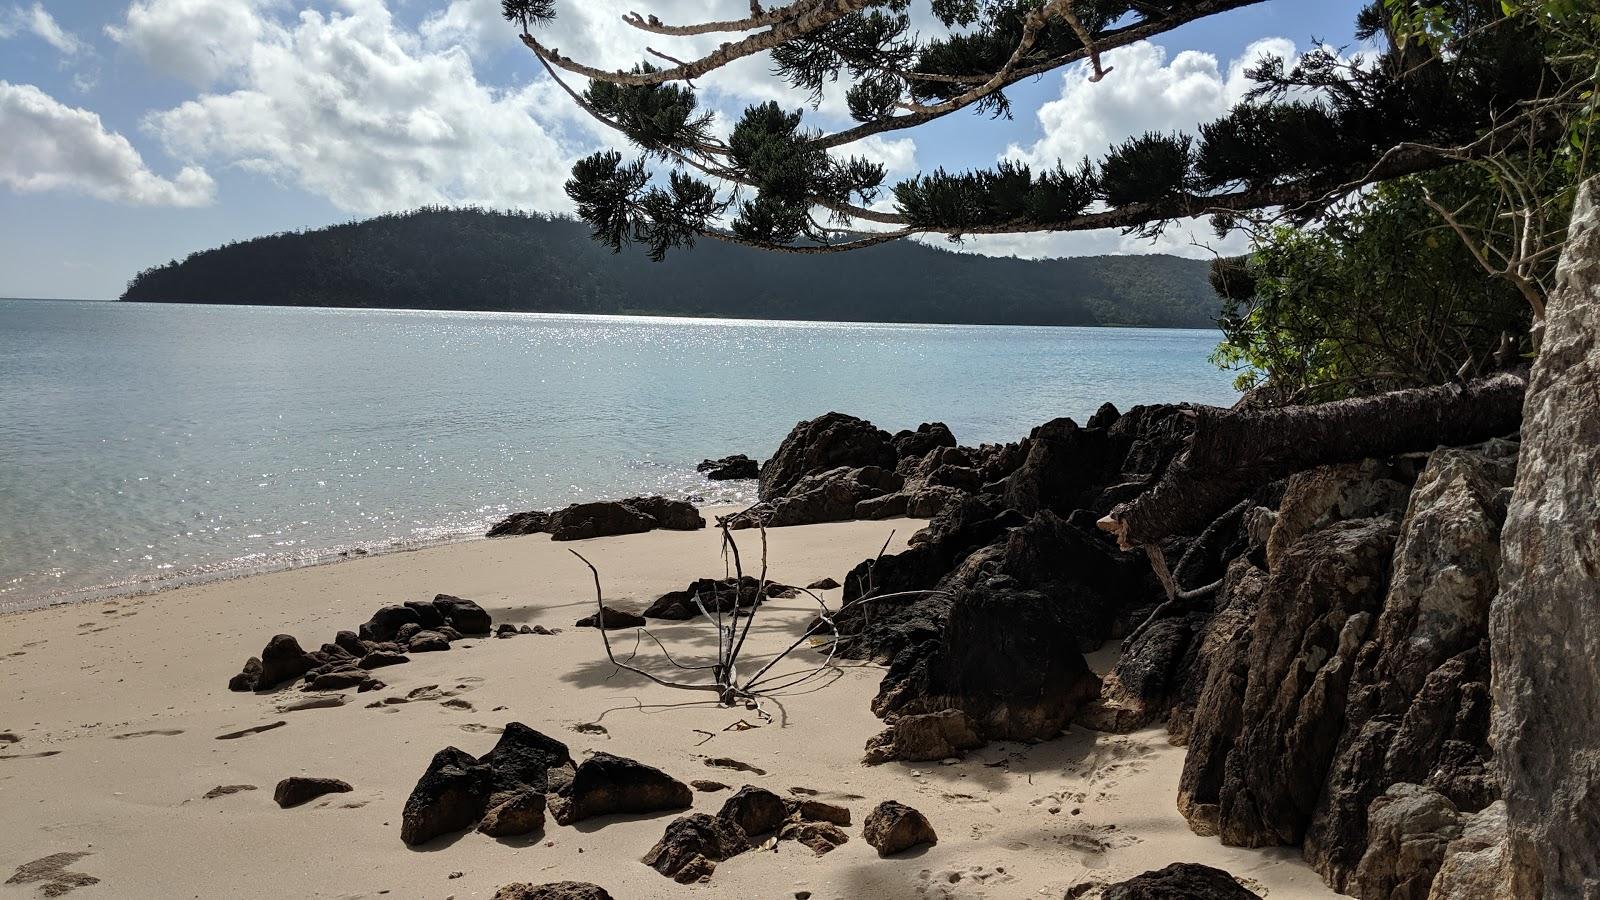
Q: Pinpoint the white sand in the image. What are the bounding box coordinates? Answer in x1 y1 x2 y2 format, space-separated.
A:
0 517 1343 899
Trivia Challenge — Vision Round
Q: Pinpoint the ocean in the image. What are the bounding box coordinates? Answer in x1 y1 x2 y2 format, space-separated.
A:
0 299 1240 609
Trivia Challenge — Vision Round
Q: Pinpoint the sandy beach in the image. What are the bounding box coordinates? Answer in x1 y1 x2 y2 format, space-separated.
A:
1 516 1342 899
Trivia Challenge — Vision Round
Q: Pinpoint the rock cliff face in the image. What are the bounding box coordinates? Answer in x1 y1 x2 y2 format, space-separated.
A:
1492 176 1600 899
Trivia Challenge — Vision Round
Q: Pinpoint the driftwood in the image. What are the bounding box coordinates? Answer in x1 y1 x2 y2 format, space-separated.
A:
1098 372 1527 550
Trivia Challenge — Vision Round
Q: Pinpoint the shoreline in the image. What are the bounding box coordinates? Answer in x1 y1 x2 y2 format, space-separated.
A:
0 517 1341 899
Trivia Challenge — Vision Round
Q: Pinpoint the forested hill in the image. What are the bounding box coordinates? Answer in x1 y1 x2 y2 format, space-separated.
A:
120 207 1220 328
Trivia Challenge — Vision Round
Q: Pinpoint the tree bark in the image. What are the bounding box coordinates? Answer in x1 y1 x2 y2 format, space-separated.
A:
1098 372 1527 549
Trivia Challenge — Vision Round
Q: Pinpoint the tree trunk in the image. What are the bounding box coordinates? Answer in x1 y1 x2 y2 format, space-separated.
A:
1098 372 1526 549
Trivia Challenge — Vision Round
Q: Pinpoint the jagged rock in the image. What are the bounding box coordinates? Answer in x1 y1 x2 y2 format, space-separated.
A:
759 412 897 502
273 776 352 808
1095 607 1210 732
496 623 518 638
1086 402 1121 430
1266 460 1415 574
779 819 850 855
906 485 963 518
550 752 692 825
400 724 572 846
1100 863 1263 899
1492 177 1600 900
574 606 646 630
492 883 614 900
257 635 319 689
790 799 851 826
862 800 936 856
997 416 1120 515
358 605 422 643
892 423 956 460
643 576 791 621
862 709 984 764
408 630 451 653
629 495 705 531
856 491 910 520
478 790 546 838
807 577 840 591
767 465 902 527
358 650 409 670
1213 517 1401 847
697 455 759 480
229 657 263 692
926 464 983 493
643 813 752 883
334 630 368 658
486 509 551 537
432 594 492 634
395 623 423 645
1305 446 1513 890
718 786 787 837
404 600 447 629
1348 783 1463 900
1426 801 1513 900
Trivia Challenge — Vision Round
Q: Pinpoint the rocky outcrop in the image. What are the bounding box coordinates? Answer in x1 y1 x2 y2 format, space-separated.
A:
1491 177 1600 900
549 752 692 826
400 724 573 846
697 455 759 480
892 422 957 460
642 576 791 620
766 465 901 527
862 800 936 856
1347 783 1464 900
545 497 704 541
1305 446 1513 891
492 883 614 900
486 510 550 537
1426 801 1513 900
862 708 984 764
1100 863 1263 899
256 634 320 689
273 777 352 808
759 412 897 501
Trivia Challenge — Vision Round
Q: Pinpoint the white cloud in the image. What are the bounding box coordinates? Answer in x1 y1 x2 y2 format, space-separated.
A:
142 0 574 214
1 2 89 55
0 81 214 206
1006 38 1299 171
106 0 274 86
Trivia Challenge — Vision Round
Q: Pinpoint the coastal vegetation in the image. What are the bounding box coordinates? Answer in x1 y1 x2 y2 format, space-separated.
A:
118 208 1220 328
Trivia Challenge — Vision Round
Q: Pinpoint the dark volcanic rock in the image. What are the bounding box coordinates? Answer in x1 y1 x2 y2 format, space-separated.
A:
273 776 352 808
862 709 984 765
779 819 850 855
306 668 375 691
404 599 447 629
432 593 493 635
642 812 752 883
257 634 320 689
717 786 787 837
643 576 790 621
759 412 897 502
334 630 368 658
546 496 703 541
1213 517 1400 847
628 495 705 531
891 422 957 460
400 724 572 846
492 882 614 900
483 722 575 798
1100 863 1263 899
550 752 693 825
574 606 646 630
487 510 551 537
402 747 490 845
408 630 451 653
997 416 1121 515
358 605 423 643
358 650 409 670
229 657 263 692
807 577 840 591
478 790 546 838
862 800 937 856
697 454 759 480
767 465 902 527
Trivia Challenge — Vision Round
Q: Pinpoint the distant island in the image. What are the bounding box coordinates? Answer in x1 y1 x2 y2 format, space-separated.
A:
120 207 1221 328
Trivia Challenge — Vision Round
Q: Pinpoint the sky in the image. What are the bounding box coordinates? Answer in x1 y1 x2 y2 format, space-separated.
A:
0 0 1369 300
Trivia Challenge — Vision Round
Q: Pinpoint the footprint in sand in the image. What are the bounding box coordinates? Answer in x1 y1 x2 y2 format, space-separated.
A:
0 732 20 744
5 851 99 896
112 729 184 740
459 723 504 735
916 865 1017 898
0 750 62 760
571 723 608 737
1053 823 1142 860
440 698 473 711
215 721 287 740
276 695 347 713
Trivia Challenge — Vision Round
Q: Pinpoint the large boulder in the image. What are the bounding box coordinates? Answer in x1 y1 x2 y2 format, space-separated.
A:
1347 783 1464 900
862 708 984 764
257 634 320 689
486 510 550 537
401 747 491 846
766 465 902 527
1426 801 1514 900
1491 177 1600 900
891 422 956 460
358 605 423 643
550 752 692 825
432 594 493 635
997 416 1121 515
643 576 787 621
1100 863 1263 899
399 725 572 846
759 412 896 501
716 786 787 837
574 606 646 630
543 496 704 541
642 812 752 883
862 800 937 856
492 884 614 900
1305 446 1513 891
628 496 705 531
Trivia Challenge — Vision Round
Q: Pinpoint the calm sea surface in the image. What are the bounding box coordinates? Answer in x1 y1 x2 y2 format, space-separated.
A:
0 299 1239 609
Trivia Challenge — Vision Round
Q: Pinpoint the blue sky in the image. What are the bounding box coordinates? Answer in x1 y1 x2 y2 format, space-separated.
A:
0 0 1368 299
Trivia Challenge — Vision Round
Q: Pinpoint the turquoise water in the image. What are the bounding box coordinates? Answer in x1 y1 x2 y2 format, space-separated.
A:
0 299 1239 608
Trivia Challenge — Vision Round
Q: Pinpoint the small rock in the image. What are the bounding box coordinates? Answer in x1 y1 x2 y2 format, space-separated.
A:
697 455 760 481
492 883 615 900
1100 862 1263 899
792 799 851 826
358 650 409 670
202 784 257 799
478 790 546 838
574 606 646 630
433 594 493 635
862 800 937 856
273 777 353 808
306 669 374 691
228 657 264 692
642 812 751 883
806 577 841 591
408 630 452 653
779 820 850 856
718 786 787 837
691 780 730 792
